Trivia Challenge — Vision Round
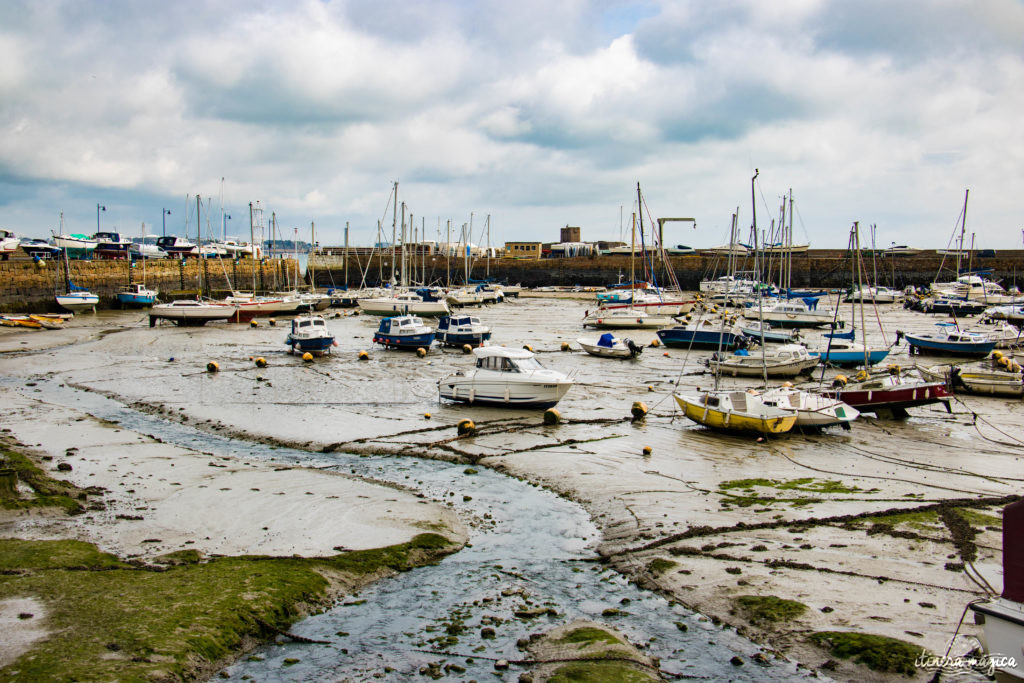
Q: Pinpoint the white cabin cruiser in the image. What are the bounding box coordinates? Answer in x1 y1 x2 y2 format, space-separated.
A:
438 346 574 408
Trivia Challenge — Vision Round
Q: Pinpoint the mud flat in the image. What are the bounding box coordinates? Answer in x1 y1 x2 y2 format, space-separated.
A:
1 298 1021 680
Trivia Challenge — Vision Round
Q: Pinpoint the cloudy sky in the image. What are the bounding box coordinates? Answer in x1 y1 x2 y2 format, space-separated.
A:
2 0 1023 249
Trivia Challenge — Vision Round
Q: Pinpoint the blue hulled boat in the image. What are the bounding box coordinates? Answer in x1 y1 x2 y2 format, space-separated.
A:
656 321 745 350
436 314 492 347
373 315 435 350
903 323 996 358
286 314 336 354
116 283 158 307
813 329 889 367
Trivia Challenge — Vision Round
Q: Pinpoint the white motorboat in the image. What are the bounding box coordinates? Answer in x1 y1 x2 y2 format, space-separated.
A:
155 235 198 258
743 297 841 329
968 499 1024 681
285 314 336 355
577 333 643 359
0 229 19 259
438 346 574 408
707 343 820 378
129 235 167 259
760 385 859 430
358 291 450 317
582 307 672 329
149 299 236 326
843 285 903 303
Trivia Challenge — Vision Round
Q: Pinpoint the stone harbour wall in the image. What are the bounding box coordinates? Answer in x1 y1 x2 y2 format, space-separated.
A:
0 258 300 313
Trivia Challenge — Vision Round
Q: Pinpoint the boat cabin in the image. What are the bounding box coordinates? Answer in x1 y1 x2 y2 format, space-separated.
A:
292 316 328 334
438 315 482 331
377 315 426 335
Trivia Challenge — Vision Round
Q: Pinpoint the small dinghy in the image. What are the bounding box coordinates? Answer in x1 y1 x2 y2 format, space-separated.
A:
577 333 643 359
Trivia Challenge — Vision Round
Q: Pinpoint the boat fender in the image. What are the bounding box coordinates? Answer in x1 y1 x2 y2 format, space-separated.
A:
992 350 1004 360
887 364 901 376
268 318 276 326
254 357 267 368
424 413 431 419
647 385 654 392
522 344 533 352
358 350 370 360
416 347 427 357
1012 362 1022 373
663 351 669 357
560 341 571 351
250 320 258 328
543 408 561 425
650 338 660 348
206 361 219 373
997 356 1011 369
457 419 476 436
461 344 472 354
302 352 313 362
642 446 653 456
854 369 869 382
631 401 648 421
832 375 848 388
637 318 643 324
332 340 339 347
782 381 793 388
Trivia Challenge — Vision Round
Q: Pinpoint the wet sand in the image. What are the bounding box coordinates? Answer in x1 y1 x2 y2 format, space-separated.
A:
1 298 1019 679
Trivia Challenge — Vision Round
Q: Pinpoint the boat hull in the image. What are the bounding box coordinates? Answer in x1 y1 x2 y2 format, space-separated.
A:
823 381 951 414
286 336 336 353
657 328 742 350
439 378 572 408
56 293 99 311
149 302 236 326
817 349 890 367
116 293 157 307
674 394 797 435
437 331 492 347
905 335 997 358
373 332 435 350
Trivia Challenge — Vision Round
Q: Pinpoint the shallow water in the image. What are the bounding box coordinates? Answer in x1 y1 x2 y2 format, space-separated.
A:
18 377 810 681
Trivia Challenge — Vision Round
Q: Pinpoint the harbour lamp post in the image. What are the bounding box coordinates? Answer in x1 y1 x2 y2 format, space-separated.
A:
96 203 106 233
162 208 171 236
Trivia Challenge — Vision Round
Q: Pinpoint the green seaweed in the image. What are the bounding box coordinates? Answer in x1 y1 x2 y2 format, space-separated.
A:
549 660 658 682
0 534 457 681
734 595 807 624
0 447 86 514
809 631 924 675
646 558 676 575
720 478 861 494
557 627 624 647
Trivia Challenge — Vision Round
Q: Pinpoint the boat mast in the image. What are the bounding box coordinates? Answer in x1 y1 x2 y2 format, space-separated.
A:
485 214 491 280
310 221 315 293
855 223 868 367
400 202 407 288
446 220 451 288
343 221 349 288
391 181 398 285
248 202 256 294
957 189 969 275
196 194 203 298
751 169 768 386
787 189 794 293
